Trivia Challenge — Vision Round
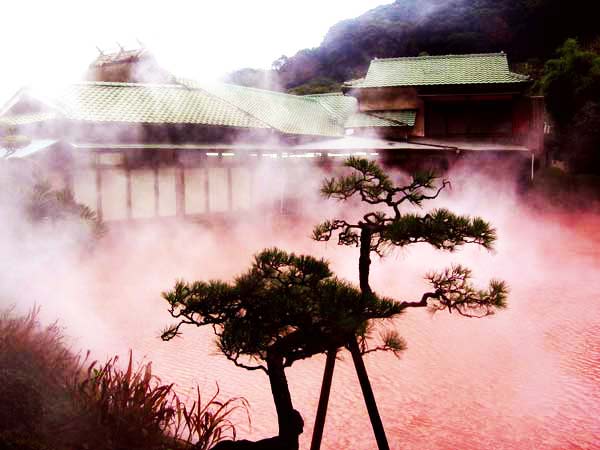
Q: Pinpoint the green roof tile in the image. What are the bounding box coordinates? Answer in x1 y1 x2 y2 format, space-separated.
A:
56 82 268 128
6 82 269 129
357 53 530 88
369 110 416 126
345 110 416 128
302 93 357 125
179 79 346 137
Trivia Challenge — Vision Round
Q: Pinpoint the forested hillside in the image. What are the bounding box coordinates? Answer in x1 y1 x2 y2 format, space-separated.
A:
226 0 598 93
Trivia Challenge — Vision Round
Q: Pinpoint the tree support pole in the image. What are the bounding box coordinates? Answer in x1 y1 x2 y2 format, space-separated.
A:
348 338 390 450
310 348 337 450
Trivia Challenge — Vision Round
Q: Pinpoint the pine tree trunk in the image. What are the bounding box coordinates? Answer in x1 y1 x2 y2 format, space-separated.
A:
354 226 390 450
266 351 302 449
359 228 373 296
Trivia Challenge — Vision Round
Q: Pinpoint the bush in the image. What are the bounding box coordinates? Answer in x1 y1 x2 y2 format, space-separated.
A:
0 307 248 450
526 166 600 210
0 307 80 446
72 353 248 450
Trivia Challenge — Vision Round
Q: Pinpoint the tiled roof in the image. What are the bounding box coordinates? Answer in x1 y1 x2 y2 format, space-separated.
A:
345 110 416 128
370 110 416 126
304 94 415 129
179 79 345 137
53 82 268 128
302 93 357 126
356 53 530 88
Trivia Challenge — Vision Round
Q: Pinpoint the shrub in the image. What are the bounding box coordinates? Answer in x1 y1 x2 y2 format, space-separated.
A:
0 307 247 450
0 306 80 446
71 352 248 450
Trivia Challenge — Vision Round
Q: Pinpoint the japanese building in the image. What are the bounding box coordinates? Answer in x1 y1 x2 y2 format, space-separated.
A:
0 50 544 222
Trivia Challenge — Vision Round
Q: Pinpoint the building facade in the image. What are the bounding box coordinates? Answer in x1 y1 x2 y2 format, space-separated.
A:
0 50 544 222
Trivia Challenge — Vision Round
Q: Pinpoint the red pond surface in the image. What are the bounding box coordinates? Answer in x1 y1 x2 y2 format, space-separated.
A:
5 198 600 449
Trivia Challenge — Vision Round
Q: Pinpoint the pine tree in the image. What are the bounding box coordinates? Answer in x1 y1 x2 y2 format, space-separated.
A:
161 248 403 449
160 157 507 450
310 157 507 449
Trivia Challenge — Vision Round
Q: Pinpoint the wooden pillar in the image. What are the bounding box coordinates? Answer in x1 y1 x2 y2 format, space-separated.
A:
348 339 390 450
95 165 103 222
125 167 132 220
204 166 210 214
154 165 159 217
175 164 185 218
530 96 546 166
310 348 337 450
227 165 233 212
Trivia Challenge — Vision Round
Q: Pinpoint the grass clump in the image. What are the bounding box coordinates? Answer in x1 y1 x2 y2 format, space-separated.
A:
0 307 247 450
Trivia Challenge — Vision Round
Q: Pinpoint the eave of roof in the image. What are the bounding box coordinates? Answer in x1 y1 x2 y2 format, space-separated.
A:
0 112 57 126
1 139 58 158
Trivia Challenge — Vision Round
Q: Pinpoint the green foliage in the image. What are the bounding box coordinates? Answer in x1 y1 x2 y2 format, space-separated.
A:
0 161 105 241
541 39 600 173
0 307 245 450
526 166 600 210
314 158 495 255
172 386 249 450
382 209 496 251
287 77 343 96
0 307 80 446
315 157 507 318
162 248 404 370
72 353 246 450
72 352 177 448
27 181 106 239
541 38 600 128
254 0 599 90
425 265 508 317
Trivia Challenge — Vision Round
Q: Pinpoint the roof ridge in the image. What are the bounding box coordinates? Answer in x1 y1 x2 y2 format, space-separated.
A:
508 71 530 81
175 78 275 130
199 81 348 135
73 81 183 88
369 110 415 126
372 52 507 63
219 82 326 106
308 95 355 127
346 111 399 128
302 92 345 97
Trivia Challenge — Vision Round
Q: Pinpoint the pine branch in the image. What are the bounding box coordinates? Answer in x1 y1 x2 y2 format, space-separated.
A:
360 330 407 357
382 209 497 251
399 265 508 318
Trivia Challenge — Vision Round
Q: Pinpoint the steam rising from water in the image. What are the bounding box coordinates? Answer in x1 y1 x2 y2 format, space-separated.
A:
2 162 600 449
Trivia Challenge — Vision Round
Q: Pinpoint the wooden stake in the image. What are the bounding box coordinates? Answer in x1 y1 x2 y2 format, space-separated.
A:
348 338 390 450
310 348 337 450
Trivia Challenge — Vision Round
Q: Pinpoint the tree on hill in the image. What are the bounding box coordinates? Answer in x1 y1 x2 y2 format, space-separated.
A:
541 39 600 172
229 0 599 92
311 157 507 449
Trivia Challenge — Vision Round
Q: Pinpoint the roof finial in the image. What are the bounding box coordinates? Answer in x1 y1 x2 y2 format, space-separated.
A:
96 46 105 56
116 42 125 54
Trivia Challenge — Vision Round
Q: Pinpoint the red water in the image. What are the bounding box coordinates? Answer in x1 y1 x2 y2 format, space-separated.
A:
72 209 600 449
5 200 600 449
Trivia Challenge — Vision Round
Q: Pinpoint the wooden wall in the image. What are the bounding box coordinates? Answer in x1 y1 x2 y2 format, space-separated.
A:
67 149 318 222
